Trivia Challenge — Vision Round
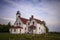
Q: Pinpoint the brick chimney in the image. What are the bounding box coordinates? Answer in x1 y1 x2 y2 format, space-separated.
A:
30 15 34 21
31 15 34 19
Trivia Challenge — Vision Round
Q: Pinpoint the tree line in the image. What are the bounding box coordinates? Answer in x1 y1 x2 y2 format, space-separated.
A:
0 22 12 33
0 21 49 33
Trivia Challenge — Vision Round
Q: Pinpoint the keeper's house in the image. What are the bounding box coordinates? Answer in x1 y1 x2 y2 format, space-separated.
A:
9 11 48 34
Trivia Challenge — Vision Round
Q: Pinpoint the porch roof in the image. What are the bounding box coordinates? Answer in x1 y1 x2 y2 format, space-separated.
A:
11 26 23 29
29 25 36 28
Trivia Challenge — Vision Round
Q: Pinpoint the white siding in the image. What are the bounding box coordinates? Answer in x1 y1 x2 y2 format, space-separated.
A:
14 18 23 27
36 24 46 34
30 19 37 26
21 24 26 34
10 28 21 34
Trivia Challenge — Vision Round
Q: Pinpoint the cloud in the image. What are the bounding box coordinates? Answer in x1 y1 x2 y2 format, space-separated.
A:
0 17 15 25
1 0 60 26
0 0 60 32
3 17 15 21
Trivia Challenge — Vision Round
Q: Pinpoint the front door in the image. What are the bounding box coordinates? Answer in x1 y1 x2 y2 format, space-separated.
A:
28 27 36 34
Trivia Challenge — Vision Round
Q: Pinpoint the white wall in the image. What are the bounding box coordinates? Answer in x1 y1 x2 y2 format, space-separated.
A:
36 24 46 34
10 28 21 34
30 19 37 26
26 19 37 34
40 24 46 33
21 24 26 34
14 18 23 27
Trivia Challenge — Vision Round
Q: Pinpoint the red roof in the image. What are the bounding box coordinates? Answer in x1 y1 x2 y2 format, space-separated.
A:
18 16 28 24
29 25 36 28
18 16 43 24
34 18 43 24
11 26 23 29
30 18 43 24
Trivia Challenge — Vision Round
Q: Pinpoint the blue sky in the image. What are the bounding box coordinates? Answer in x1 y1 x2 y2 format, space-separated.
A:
0 0 60 32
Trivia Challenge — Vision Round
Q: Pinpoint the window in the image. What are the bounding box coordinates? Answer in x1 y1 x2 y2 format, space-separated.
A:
19 23 21 25
14 29 16 32
20 29 21 33
17 23 18 25
25 27 26 30
39 27 40 29
33 21 34 25
28 22 30 25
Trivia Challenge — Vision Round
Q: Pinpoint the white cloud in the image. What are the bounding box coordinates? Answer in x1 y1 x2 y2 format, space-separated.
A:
3 0 60 26
0 0 60 32
1 17 15 25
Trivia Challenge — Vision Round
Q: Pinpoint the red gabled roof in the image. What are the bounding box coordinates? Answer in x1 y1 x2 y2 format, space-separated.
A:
34 18 43 24
29 25 36 28
30 18 43 24
18 16 28 24
18 15 43 24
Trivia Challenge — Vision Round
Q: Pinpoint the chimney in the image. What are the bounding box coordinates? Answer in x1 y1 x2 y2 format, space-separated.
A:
30 15 34 21
31 15 34 19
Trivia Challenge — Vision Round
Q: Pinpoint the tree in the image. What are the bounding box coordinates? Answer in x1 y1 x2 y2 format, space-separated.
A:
0 22 12 33
7 22 11 27
42 21 49 33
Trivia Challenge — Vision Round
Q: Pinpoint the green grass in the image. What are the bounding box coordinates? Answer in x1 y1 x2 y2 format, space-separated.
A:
0 33 60 40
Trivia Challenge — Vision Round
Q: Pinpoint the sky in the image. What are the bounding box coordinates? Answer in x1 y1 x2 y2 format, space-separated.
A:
0 0 60 32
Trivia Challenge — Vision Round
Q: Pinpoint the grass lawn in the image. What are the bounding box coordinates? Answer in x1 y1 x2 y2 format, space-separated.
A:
0 33 60 40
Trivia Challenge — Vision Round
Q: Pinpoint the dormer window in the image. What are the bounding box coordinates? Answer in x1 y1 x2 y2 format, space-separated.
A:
33 21 34 25
17 23 18 25
28 22 30 25
19 23 21 25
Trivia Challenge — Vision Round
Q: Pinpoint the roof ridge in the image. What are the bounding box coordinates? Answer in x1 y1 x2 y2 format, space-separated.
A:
18 16 28 20
19 17 28 24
